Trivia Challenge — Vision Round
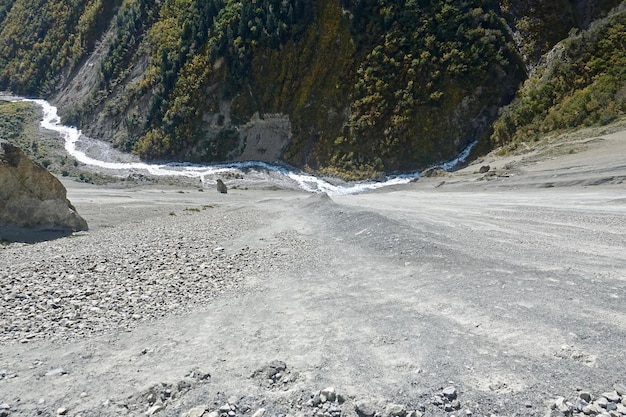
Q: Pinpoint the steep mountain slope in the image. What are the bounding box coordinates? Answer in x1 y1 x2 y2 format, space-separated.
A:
0 0 623 178
491 3 626 149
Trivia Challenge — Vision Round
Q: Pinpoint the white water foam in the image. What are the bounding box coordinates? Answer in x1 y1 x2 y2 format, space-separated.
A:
11 97 474 195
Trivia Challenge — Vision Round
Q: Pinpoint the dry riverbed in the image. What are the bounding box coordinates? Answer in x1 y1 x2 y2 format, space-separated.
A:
1 126 626 417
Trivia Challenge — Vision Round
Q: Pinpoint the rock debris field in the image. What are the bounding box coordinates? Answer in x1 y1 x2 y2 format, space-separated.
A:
2 127 626 417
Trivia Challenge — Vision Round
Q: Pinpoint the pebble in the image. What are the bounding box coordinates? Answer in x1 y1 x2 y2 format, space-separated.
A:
603 391 621 403
45 368 67 377
355 400 376 417
146 404 164 415
321 387 336 403
384 403 406 417
443 386 458 400
56 407 68 415
186 406 207 417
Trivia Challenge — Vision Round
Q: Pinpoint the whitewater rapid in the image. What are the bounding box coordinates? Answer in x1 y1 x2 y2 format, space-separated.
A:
16 97 474 195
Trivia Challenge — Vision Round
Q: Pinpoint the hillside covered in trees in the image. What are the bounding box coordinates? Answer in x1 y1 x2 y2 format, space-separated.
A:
0 0 624 178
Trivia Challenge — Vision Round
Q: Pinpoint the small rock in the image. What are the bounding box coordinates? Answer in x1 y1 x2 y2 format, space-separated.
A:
576 397 590 411
321 387 336 403
442 386 458 400
614 384 626 396
407 412 423 417
384 404 406 417
580 392 593 403
0 404 9 410
554 397 571 413
185 406 207 417
598 397 610 408
354 400 376 417
146 404 164 416
478 165 490 174
450 400 462 410
216 179 228 194
251 408 266 417
583 404 604 415
219 404 232 413
45 368 67 377
603 392 621 403
616 404 626 414
206 412 219 417
57 408 68 415
432 396 444 406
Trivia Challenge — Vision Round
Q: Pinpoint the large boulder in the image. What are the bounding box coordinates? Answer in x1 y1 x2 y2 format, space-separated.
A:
0 140 88 240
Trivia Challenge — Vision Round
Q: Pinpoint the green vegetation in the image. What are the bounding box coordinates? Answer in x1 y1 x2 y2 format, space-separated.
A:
0 101 110 184
0 0 624 178
0 101 38 142
0 0 118 95
324 0 523 176
491 7 626 149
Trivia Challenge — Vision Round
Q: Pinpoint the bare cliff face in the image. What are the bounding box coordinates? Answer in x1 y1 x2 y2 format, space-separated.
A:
0 140 88 240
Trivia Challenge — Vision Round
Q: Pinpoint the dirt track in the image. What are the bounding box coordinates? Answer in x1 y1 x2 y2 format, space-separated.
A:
1 128 626 417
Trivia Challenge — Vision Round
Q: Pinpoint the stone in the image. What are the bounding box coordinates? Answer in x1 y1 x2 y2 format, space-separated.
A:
603 392 621 403
251 408 266 417
442 386 458 400
216 179 228 194
576 398 590 411
57 407 68 415
186 406 207 417
580 392 593 403
554 397 572 413
598 397 610 408
0 140 88 240
146 404 164 416
478 165 491 174
45 368 67 377
432 396 444 406
354 400 376 417
384 404 406 417
321 387 336 403
615 384 626 396
407 412 423 417
583 404 605 415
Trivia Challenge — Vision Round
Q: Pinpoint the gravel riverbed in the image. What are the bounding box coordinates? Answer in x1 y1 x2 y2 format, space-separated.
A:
2 125 626 416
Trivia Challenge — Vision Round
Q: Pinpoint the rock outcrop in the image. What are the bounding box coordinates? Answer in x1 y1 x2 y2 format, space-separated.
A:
0 140 87 239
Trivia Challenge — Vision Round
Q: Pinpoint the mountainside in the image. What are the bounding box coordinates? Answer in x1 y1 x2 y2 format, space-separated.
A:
0 0 624 178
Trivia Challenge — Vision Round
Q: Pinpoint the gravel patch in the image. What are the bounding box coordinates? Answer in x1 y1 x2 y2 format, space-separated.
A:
0 206 276 345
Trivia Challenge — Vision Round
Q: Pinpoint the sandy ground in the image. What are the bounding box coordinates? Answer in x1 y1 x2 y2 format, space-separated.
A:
1 127 626 417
